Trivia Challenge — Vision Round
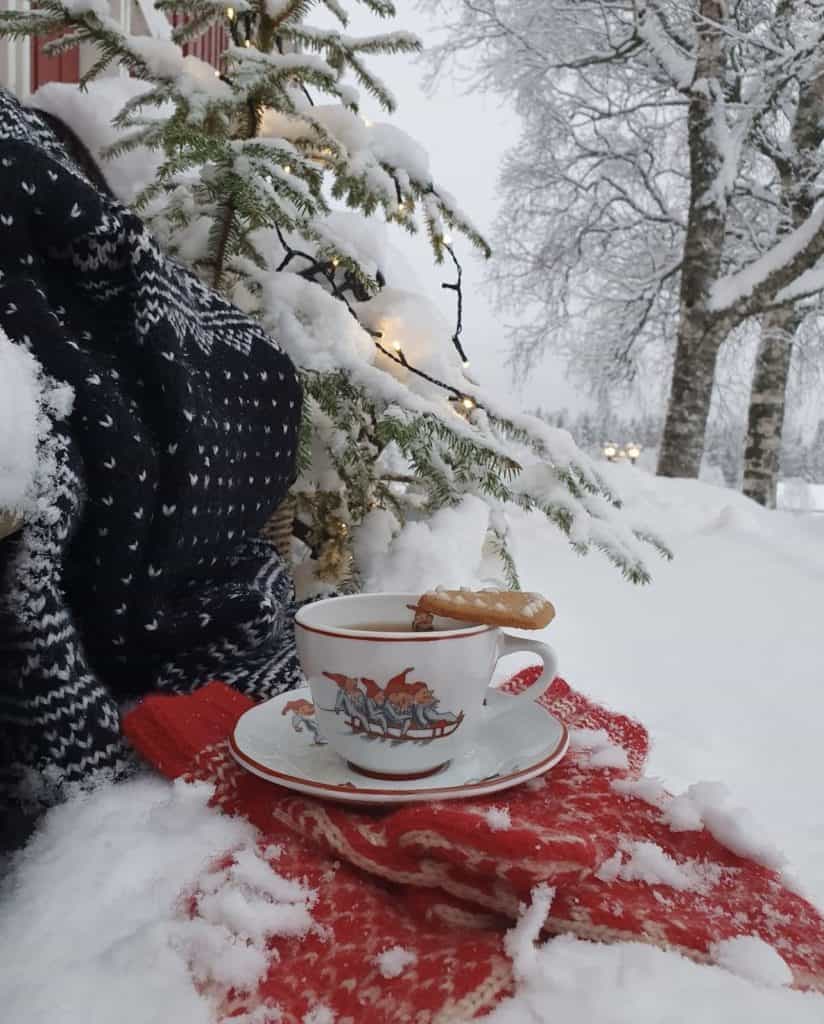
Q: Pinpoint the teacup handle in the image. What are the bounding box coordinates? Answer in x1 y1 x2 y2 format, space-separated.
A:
486 631 558 709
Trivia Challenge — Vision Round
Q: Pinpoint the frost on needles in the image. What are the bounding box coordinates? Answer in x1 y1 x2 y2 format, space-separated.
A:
0 0 670 586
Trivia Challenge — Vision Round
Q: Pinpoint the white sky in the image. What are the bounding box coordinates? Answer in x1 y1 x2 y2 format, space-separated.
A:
333 4 590 419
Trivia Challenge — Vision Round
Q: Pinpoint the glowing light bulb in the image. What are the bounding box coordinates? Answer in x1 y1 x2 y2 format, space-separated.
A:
244 38 251 47
284 164 291 174
226 6 235 19
331 256 340 267
603 443 617 459
461 396 475 411
392 339 402 352
214 69 221 77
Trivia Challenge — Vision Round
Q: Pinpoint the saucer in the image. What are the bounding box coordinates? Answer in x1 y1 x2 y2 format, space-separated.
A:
229 686 569 805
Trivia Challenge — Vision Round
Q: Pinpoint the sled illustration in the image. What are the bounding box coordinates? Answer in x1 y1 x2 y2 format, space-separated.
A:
323 667 464 743
343 710 465 741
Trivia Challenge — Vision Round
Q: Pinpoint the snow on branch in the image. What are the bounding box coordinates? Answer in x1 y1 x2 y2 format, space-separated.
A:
635 0 695 90
708 201 824 316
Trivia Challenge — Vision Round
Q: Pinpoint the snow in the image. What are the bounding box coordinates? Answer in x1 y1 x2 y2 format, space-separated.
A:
356 286 464 400
484 806 512 831
708 200 824 313
30 79 165 204
711 936 794 988
568 727 629 771
8 55 824 1024
504 883 555 978
126 35 187 79
636 6 695 89
0 777 316 1022
227 46 339 85
258 101 450 225
313 210 390 280
595 840 725 893
687 781 787 870
504 466 824 899
486 888 822 1024
778 478 824 513
63 0 111 16
354 493 491 592
611 776 786 868
3 464 824 1022
256 269 376 374
374 945 418 978
366 122 430 182
302 1007 335 1024
0 330 49 513
661 792 705 831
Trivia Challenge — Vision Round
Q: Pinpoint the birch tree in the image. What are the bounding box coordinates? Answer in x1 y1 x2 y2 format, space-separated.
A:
426 0 824 479
742 50 824 506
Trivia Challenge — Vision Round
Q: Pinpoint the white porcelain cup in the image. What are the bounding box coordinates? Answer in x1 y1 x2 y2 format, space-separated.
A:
294 592 558 779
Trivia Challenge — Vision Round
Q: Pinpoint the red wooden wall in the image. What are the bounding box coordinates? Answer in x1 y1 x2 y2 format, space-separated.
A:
30 32 80 92
169 14 228 69
29 18 227 92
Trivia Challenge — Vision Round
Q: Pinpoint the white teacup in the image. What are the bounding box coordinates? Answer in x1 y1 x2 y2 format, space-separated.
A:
294 592 558 779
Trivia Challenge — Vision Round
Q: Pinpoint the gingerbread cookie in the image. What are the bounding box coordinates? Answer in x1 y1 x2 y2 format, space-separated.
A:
416 589 555 630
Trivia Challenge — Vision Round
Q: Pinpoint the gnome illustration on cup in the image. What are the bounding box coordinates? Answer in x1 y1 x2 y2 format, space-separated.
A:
322 667 464 741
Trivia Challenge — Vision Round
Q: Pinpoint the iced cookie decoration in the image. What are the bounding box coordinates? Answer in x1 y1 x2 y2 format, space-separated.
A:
416 589 555 630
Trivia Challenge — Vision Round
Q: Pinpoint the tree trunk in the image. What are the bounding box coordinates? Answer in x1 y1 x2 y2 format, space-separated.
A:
741 309 797 508
656 324 724 477
656 0 729 478
740 54 824 506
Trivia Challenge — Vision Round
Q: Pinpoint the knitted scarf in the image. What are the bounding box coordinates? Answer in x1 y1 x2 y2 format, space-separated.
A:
0 88 303 843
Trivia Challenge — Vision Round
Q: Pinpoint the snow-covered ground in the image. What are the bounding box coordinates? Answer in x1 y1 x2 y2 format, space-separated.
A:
2 467 823 1022
511 464 824 911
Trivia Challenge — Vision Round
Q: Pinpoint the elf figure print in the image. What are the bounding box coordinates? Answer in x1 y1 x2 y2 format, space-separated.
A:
282 699 326 745
322 668 464 741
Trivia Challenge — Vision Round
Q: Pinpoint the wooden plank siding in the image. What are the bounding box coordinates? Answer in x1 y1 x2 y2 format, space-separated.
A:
4 4 227 95
30 31 80 93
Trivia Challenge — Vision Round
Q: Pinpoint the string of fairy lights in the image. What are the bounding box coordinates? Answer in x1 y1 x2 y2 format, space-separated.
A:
219 4 480 415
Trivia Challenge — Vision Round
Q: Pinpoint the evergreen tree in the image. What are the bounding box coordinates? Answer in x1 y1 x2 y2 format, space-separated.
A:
1 0 669 585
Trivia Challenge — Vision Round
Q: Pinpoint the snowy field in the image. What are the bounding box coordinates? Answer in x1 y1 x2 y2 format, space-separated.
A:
2 466 824 1022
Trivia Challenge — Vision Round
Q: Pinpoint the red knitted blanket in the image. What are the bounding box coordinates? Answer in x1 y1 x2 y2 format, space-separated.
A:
123 673 824 1022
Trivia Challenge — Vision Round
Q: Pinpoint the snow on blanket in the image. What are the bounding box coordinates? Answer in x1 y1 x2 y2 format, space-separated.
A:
0 328 73 515
4 674 824 1024
0 778 316 1024
105 671 824 1021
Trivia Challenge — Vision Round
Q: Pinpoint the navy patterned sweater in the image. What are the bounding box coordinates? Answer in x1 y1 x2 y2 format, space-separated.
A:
0 89 304 838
